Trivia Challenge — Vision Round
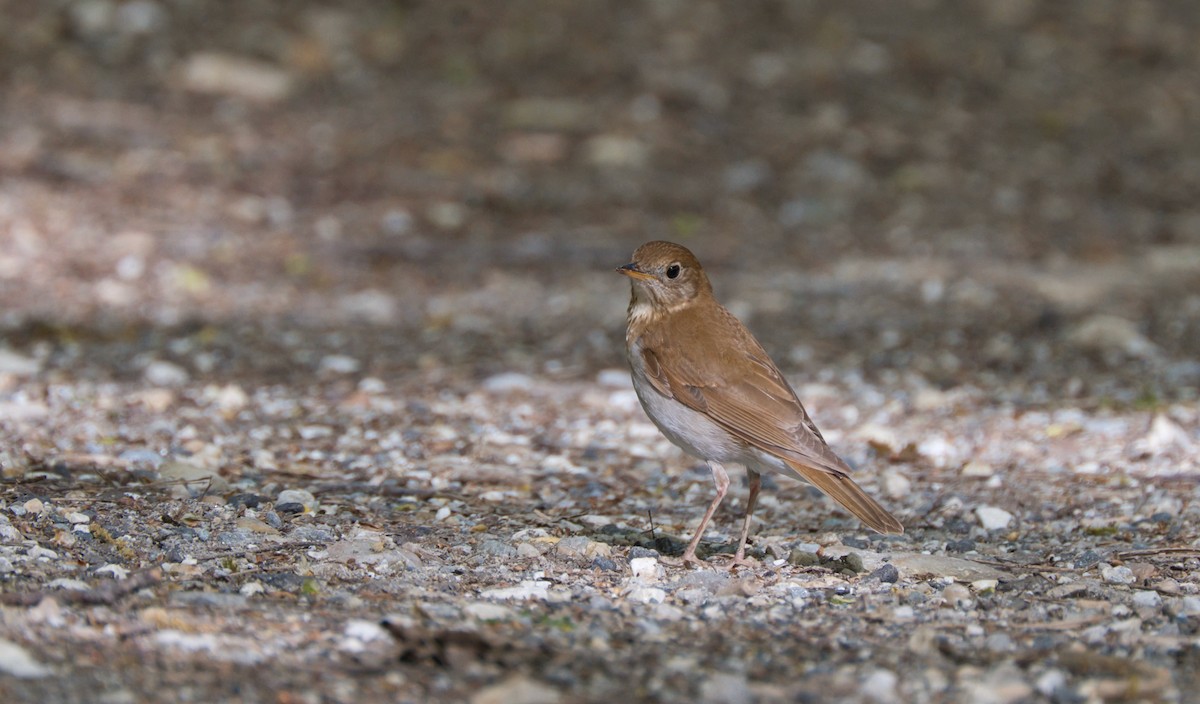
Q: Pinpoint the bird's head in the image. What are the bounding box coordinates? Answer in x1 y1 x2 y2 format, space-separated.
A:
616 240 712 312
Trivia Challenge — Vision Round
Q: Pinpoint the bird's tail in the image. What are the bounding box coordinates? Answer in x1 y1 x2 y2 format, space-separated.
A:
783 458 904 535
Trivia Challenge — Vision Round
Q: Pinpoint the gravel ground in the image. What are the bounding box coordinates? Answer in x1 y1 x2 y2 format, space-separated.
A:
2 2 1200 703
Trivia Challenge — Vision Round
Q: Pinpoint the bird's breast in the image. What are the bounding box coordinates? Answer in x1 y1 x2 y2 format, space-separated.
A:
627 339 741 463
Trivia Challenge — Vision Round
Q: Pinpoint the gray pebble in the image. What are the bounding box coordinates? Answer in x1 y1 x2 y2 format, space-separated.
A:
591 557 619 571
1100 564 1136 585
290 526 334 542
478 540 518 557
1132 591 1162 609
867 563 899 584
628 546 659 561
946 539 975 553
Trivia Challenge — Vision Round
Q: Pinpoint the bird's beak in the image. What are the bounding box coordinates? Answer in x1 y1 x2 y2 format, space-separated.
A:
616 262 654 281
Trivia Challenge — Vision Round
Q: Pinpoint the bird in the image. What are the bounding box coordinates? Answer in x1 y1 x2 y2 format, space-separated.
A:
617 240 903 566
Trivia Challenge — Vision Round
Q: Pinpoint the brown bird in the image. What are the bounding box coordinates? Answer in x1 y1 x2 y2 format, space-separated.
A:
617 241 903 566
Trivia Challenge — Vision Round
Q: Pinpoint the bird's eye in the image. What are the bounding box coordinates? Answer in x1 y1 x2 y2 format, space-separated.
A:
666 264 681 279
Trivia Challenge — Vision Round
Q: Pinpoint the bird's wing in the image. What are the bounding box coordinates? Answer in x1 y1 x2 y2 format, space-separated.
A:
639 303 902 534
639 303 843 472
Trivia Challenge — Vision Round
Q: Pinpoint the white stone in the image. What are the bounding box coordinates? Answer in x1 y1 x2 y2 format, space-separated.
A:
1101 564 1136 585
470 675 561 704
975 506 1014 531
1179 596 1200 614
1139 414 1193 454
318 354 360 374
1035 669 1067 697
210 384 248 412
854 423 901 454
340 620 390 652
585 135 648 168
181 52 294 102
883 469 911 498
480 580 550 601
144 360 189 386
629 557 661 580
917 435 959 468
961 460 995 478
0 638 51 678
1132 591 1162 609
239 581 265 597
627 586 667 604
95 564 129 580
597 369 632 388
482 372 534 393
464 602 515 621
0 348 39 376
861 668 900 704
699 672 751 704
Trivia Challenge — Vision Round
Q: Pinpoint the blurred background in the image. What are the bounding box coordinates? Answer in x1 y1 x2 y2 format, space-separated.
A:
1 0 1198 401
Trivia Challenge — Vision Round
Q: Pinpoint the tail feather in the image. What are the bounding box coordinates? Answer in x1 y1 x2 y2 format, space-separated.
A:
784 459 904 535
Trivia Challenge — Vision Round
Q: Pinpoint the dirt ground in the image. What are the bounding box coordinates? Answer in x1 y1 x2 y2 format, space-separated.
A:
2 2 1200 702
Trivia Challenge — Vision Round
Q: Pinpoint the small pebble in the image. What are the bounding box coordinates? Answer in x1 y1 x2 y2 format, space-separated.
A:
975 506 1014 531
1035 669 1067 698
698 671 751 704
1074 550 1103 569
228 493 265 509
478 540 517 558
860 668 899 704
276 489 317 513
867 563 899 584
960 460 994 478
470 674 561 704
480 580 550 601
318 354 360 374
482 372 534 393
1179 596 1200 615
591 557 619 571
628 546 659 561
883 469 911 498
1100 564 1136 585
629 557 661 580
789 548 820 567
626 586 667 604
1131 591 1162 609
985 633 1015 652
143 360 189 386
0 638 52 678
941 583 972 607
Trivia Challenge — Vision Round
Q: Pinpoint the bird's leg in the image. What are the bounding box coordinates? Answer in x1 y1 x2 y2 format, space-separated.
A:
733 469 761 564
673 461 729 566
